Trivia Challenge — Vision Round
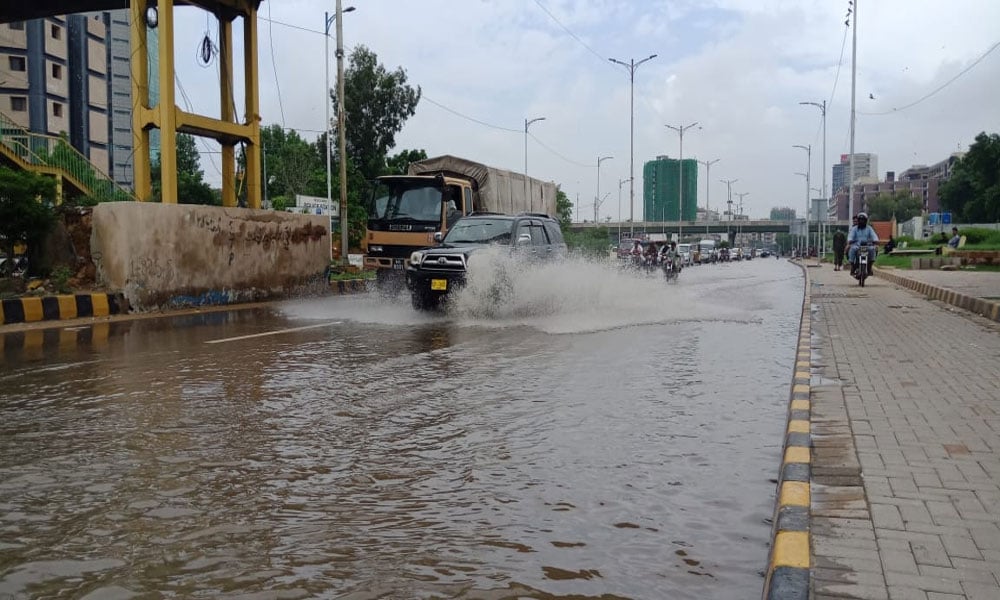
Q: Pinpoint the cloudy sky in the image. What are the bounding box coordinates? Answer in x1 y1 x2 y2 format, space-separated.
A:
171 0 999 220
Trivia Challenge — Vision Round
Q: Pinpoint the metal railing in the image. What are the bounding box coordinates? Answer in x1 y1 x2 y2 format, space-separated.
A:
0 111 136 202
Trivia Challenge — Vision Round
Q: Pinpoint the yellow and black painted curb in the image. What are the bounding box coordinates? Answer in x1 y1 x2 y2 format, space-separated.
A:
874 268 1000 322
329 279 370 295
1 293 127 325
763 266 811 600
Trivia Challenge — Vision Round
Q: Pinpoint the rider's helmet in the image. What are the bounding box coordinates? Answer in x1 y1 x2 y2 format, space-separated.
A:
857 212 869 226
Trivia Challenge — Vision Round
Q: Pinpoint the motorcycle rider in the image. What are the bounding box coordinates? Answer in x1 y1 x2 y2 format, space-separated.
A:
847 212 879 276
644 241 660 267
660 241 679 273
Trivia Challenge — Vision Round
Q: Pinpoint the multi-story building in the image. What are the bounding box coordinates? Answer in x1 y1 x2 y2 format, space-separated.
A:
829 153 963 220
831 153 878 195
0 10 136 190
642 155 698 221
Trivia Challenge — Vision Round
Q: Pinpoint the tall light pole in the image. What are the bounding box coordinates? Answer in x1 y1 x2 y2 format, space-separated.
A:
596 155 613 222
848 0 858 221
801 100 827 257
618 177 631 241
326 3 355 264
524 116 545 211
720 178 737 244
794 172 808 255
735 192 749 248
698 159 720 233
793 144 812 257
665 122 698 242
609 54 657 238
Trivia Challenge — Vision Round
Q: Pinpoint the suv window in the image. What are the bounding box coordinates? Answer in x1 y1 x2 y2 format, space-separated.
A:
529 222 549 246
542 221 563 245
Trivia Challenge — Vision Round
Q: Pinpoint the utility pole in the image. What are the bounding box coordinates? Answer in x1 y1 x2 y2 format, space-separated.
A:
848 0 858 221
595 155 613 223
610 54 657 238
720 178 737 245
699 158 720 235
665 123 698 242
524 116 546 212
793 144 812 258
736 192 749 248
800 100 827 257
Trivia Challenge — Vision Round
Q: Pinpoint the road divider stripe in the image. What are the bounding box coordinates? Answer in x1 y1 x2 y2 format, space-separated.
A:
204 321 343 344
765 261 812 600
1 293 126 325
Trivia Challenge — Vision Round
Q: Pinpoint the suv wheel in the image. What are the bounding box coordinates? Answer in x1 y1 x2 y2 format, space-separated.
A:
411 291 440 311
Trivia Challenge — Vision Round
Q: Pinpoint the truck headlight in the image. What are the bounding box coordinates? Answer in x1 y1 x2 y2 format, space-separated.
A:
409 251 424 266
369 245 383 253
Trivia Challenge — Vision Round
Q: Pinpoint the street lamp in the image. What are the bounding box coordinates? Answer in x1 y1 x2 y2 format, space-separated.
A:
325 2 355 264
793 144 812 258
609 54 657 238
524 116 545 211
735 192 749 248
698 158 720 233
795 172 808 255
618 176 631 241
720 178 737 244
596 155 613 222
665 122 698 242
848 0 859 222
801 100 827 256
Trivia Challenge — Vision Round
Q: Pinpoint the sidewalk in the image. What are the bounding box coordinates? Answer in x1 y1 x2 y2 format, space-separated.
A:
807 266 1000 599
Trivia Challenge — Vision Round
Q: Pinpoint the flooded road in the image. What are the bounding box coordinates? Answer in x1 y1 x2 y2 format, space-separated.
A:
0 257 803 599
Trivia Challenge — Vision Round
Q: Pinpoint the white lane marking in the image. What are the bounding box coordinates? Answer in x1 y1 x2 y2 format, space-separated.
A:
205 321 343 344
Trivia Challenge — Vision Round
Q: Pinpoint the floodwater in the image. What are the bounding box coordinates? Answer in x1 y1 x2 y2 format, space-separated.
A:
0 255 803 599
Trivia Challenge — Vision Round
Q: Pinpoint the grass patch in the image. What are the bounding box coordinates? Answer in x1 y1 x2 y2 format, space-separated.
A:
875 254 914 269
329 269 375 282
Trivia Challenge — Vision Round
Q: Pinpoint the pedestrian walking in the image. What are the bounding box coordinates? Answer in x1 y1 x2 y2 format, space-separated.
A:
832 229 847 271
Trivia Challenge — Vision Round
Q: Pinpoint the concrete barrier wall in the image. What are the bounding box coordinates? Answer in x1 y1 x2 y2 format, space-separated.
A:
92 203 330 310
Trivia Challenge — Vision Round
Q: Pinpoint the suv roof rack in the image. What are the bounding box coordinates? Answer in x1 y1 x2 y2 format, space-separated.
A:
467 211 506 216
516 212 554 219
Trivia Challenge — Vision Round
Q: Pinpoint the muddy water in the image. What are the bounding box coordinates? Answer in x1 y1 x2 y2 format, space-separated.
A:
0 257 803 599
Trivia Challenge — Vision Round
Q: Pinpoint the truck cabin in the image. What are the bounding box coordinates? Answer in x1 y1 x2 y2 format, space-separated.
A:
368 175 473 233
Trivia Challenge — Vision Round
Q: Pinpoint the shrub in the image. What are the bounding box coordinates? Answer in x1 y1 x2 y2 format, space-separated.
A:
958 228 1000 245
51 265 72 294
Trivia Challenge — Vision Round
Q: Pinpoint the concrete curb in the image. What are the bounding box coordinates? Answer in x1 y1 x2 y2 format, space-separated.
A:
1 293 127 325
874 268 1000 322
329 279 370 295
763 263 811 600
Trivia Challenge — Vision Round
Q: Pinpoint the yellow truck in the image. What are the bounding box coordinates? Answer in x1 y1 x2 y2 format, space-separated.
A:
364 155 557 289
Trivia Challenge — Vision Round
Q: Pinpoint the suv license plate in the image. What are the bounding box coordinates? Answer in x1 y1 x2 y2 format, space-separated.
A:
430 279 447 291
393 259 404 270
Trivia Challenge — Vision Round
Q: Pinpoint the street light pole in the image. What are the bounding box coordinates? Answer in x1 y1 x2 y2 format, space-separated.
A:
720 178 737 245
610 54 657 238
665 122 698 242
524 116 545 212
801 100 827 258
595 155 613 222
618 177 630 241
735 192 749 248
325 3 355 265
793 144 812 258
698 158 719 234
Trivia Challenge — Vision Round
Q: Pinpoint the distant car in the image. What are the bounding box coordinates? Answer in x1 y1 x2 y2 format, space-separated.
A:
759 249 771 258
406 212 566 310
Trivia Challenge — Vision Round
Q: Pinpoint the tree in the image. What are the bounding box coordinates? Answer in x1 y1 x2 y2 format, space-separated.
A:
335 45 421 182
259 125 325 201
866 191 922 221
153 133 218 205
555 188 573 229
0 167 57 275
384 149 428 176
940 132 1000 223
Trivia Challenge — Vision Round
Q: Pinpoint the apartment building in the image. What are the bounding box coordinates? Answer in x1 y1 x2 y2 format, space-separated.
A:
829 153 963 220
0 11 135 190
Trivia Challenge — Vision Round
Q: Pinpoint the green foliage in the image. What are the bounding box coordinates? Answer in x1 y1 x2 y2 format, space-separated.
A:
555 188 573 229
958 227 1000 245
775 232 794 253
153 133 219 205
770 207 796 220
51 265 72 294
940 132 1000 222
384 149 428 175
866 191 922 221
0 167 57 274
270 195 288 212
259 125 326 200
336 45 421 182
564 226 612 258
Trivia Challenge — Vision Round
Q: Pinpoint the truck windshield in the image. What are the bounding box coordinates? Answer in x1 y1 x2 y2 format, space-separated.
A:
369 181 442 223
443 220 513 244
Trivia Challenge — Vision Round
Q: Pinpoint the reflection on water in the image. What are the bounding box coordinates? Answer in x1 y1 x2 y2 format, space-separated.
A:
0 259 803 599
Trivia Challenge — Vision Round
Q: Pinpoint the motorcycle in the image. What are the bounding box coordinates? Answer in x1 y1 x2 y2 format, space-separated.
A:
662 256 679 282
853 243 873 287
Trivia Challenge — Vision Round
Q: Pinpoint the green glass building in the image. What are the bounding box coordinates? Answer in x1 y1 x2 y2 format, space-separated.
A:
643 156 698 221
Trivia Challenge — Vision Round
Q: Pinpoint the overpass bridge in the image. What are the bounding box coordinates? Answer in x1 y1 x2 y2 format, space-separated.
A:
570 220 850 238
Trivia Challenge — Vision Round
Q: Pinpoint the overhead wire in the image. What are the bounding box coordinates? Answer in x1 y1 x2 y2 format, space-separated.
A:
266 2 286 126
174 72 222 176
858 38 1000 116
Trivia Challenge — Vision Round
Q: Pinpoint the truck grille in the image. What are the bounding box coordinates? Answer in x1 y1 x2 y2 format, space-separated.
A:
420 254 467 272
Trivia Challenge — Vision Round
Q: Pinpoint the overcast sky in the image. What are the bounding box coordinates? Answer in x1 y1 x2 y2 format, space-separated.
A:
171 0 999 220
